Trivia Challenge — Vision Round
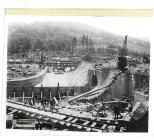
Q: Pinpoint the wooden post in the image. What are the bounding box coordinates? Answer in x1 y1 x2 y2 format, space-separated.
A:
13 91 16 99
50 90 51 99
131 74 135 96
22 86 25 103
32 91 34 98
41 84 43 99
58 91 61 101
23 91 25 102
32 85 34 98
41 91 43 99
73 85 75 96
57 83 61 101
67 91 69 97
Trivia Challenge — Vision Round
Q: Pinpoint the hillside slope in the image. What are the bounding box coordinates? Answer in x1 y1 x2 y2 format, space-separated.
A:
8 22 150 55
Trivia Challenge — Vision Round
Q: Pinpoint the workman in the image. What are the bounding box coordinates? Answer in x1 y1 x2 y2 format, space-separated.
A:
114 104 120 120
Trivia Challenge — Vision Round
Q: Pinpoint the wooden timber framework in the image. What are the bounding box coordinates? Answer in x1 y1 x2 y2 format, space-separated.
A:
7 100 130 132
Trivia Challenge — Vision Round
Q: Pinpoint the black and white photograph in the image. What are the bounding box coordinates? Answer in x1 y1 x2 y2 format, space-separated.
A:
5 15 150 133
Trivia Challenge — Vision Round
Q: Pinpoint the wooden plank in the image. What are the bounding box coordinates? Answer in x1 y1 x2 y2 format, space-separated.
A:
65 117 74 122
62 129 69 131
51 119 58 123
92 128 102 132
59 121 65 125
72 124 83 129
43 118 50 121
123 114 132 121
103 101 129 104
8 107 14 111
66 123 71 127
30 114 36 117
10 109 17 112
77 125 83 130
17 110 22 113
71 118 78 123
61 115 67 120
68 85 108 103
37 116 42 119
90 122 97 127
84 127 91 132
7 101 66 120
83 121 90 126
7 109 18 115
101 124 107 129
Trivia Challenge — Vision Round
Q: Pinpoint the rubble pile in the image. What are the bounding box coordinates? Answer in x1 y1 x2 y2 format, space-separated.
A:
7 64 42 80
59 100 94 113
57 96 115 119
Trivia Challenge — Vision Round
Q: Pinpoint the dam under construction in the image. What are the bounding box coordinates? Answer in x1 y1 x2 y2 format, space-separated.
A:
6 59 149 132
6 35 150 132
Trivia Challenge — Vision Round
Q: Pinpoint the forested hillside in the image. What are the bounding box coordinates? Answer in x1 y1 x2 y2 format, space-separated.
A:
7 22 150 55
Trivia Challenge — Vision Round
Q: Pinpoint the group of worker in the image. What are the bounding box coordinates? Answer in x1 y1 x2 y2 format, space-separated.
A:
114 104 120 120
23 96 58 111
114 103 132 120
100 99 133 120
22 94 133 120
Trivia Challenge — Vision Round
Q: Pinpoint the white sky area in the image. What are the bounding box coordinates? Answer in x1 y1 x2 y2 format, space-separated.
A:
6 15 151 41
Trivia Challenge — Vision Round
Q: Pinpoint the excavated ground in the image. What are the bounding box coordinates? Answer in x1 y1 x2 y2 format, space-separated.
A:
57 96 115 120
35 62 94 87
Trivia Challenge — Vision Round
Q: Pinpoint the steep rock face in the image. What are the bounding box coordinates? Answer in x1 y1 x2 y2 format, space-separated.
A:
8 22 150 55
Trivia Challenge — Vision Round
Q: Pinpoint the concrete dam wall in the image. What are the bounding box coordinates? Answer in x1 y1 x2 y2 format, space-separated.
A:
88 68 110 87
7 65 134 101
7 63 92 98
87 68 130 100
7 66 110 99
70 69 134 103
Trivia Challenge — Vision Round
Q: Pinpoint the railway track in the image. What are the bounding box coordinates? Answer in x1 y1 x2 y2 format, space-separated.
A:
7 100 129 132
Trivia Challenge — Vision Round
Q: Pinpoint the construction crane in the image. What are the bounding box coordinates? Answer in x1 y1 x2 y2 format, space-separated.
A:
118 35 128 72
72 36 77 56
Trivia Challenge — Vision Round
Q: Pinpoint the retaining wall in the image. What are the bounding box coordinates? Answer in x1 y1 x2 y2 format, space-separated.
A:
7 83 90 98
88 68 110 87
87 68 129 100
110 72 134 100
80 71 134 103
110 73 126 99
7 67 48 87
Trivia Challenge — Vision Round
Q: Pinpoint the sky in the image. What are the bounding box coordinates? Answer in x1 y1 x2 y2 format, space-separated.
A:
6 15 151 41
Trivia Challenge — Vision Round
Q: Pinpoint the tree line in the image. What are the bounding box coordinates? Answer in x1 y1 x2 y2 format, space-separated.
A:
7 25 95 55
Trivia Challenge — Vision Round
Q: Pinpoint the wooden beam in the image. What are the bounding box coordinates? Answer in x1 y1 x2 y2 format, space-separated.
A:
101 124 107 129
65 117 74 122
71 118 78 123
83 121 90 126
90 122 97 127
